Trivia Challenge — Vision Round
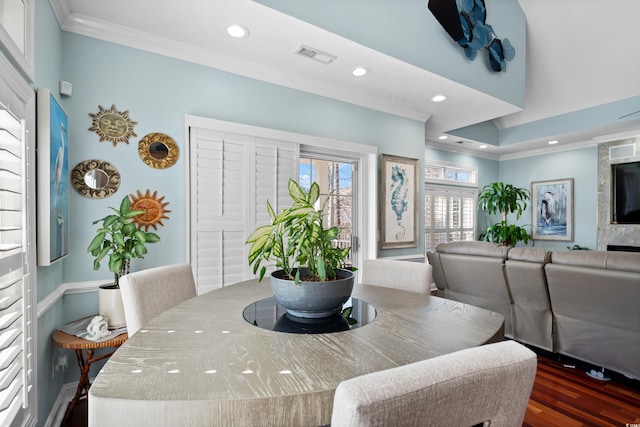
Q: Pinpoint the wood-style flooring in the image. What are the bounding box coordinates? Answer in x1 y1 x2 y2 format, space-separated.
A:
61 352 639 427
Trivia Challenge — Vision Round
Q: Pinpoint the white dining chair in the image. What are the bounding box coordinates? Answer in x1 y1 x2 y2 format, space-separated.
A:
360 258 432 294
330 340 537 427
119 263 197 336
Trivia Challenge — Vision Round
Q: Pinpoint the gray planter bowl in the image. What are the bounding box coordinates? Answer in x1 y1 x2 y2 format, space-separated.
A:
270 268 355 319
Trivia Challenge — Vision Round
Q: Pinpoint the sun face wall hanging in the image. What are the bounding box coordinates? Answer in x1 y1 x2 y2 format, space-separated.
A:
88 104 138 146
428 0 515 72
129 189 171 231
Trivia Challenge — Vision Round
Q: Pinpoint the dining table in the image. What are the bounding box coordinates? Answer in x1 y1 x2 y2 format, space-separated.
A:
88 278 504 426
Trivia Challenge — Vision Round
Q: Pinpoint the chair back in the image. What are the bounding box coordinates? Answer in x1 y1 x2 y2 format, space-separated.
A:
331 340 537 427
119 263 197 335
361 259 432 294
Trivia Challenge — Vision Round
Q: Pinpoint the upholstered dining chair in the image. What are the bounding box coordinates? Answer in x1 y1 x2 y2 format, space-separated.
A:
119 263 197 336
330 340 537 427
360 259 433 294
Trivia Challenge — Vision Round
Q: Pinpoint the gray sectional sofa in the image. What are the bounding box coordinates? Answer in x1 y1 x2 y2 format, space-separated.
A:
427 241 640 379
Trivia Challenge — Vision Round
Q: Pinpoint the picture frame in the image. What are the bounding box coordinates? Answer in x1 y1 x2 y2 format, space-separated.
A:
36 88 69 265
380 154 418 249
531 178 574 241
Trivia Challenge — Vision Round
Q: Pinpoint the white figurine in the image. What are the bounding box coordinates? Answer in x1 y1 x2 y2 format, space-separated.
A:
86 315 110 341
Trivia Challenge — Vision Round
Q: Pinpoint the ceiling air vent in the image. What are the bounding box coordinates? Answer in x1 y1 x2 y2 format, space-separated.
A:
295 45 337 64
609 144 636 160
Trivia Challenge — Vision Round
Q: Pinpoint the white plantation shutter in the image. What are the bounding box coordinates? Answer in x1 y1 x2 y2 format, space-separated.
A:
425 185 477 253
0 108 33 427
254 137 297 223
190 128 298 293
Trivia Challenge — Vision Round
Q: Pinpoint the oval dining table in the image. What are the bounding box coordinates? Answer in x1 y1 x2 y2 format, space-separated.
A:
88 279 504 427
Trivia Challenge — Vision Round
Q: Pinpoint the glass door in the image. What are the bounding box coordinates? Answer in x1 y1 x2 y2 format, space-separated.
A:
299 157 357 267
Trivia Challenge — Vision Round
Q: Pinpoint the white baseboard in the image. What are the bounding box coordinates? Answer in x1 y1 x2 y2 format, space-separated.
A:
44 382 77 427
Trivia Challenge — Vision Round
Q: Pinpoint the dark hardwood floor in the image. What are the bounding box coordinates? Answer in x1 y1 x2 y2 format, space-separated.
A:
61 352 639 427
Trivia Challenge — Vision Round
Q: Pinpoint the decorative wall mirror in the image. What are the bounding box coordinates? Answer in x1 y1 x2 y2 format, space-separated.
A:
71 159 120 198
138 132 179 169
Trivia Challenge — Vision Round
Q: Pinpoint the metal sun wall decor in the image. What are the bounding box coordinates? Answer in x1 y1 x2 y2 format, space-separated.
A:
88 104 137 146
129 189 171 231
428 0 515 72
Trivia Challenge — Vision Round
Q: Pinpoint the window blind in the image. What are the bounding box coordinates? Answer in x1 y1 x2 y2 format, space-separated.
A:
190 128 298 294
0 108 30 427
425 185 477 253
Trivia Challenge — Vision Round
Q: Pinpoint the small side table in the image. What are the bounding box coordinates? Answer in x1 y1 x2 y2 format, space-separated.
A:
52 326 128 422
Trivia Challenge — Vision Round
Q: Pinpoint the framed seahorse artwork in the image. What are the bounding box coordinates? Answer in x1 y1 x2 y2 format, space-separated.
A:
380 154 418 249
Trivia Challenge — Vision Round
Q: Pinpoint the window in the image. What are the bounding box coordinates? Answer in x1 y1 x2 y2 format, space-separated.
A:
0 0 34 79
424 161 477 253
0 104 34 427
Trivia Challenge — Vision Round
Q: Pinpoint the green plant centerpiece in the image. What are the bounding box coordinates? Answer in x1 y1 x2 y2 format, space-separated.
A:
87 195 161 287
246 179 354 319
478 182 531 246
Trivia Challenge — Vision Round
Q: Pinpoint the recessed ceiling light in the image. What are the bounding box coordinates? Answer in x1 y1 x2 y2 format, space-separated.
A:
548 140 559 145
226 24 249 38
438 135 448 140
479 144 488 149
432 95 447 102
352 67 368 77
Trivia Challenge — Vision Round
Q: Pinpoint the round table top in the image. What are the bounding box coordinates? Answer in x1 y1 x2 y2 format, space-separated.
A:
89 279 504 427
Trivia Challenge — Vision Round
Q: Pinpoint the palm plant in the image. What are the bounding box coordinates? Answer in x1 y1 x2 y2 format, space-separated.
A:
478 182 531 246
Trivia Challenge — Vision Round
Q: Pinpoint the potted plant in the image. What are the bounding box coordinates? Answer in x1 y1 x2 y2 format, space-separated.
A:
87 195 161 327
478 181 531 246
246 179 354 318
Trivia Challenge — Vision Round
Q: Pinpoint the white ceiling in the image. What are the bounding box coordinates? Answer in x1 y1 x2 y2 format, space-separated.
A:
51 0 640 159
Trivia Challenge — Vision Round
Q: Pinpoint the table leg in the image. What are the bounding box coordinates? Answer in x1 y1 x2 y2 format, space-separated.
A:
62 348 94 422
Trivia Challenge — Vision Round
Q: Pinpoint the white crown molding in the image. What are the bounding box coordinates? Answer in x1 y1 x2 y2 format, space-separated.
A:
37 280 102 319
52 9 427 122
498 139 601 161
49 0 71 29
426 136 604 161
425 139 500 161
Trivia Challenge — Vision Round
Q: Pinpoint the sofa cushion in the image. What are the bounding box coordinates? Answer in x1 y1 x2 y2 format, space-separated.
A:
508 247 551 264
435 241 510 258
551 250 640 273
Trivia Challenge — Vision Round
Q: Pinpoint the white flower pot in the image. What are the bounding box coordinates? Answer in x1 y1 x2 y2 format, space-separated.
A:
98 284 126 329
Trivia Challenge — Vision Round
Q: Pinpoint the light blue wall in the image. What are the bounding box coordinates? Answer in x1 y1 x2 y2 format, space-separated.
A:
499 147 598 250
34 0 67 424
59 33 425 284
425 146 599 250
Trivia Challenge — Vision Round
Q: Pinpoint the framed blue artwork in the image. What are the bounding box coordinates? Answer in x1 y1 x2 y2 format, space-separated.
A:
531 178 574 242
37 88 69 265
380 154 418 249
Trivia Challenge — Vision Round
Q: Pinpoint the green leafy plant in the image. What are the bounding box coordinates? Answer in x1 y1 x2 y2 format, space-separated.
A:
246 179 352 284
478 182 531 246
87 195 161 287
